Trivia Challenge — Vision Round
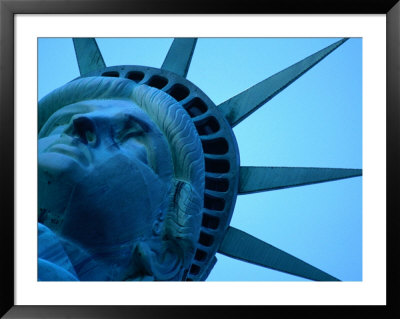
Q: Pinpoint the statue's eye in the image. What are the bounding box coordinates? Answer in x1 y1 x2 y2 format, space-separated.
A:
119 124 145 141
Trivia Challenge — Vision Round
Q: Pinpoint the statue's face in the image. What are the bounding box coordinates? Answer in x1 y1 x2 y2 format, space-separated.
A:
38 99 174 258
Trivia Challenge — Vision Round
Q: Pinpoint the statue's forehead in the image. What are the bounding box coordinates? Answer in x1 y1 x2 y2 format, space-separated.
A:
65 98 145 115
50 98 153 123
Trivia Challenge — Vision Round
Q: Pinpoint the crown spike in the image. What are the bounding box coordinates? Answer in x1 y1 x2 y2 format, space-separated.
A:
161 38 197 78
239 166 362 194
219 226 340 281
219 38 349 127
72 38 106 75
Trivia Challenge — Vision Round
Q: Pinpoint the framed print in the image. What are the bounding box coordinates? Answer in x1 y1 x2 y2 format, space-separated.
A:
1 0 399 318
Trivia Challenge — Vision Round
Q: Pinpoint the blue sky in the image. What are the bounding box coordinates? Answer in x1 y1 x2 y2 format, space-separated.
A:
38 37 362 281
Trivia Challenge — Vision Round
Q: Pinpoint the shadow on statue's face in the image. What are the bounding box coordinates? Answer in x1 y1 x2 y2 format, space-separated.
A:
38 99 174 255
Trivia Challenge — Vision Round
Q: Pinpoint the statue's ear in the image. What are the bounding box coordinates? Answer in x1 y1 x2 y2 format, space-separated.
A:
129 239 184 281
146 245 185 281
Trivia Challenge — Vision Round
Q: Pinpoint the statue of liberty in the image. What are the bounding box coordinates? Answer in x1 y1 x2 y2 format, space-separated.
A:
38 38 361 281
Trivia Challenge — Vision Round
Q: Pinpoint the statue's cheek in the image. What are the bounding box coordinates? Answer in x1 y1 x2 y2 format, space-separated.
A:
119 139 149 166
60 153 169 248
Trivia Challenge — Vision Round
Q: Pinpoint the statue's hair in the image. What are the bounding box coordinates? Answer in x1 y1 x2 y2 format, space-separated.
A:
130 84 205 199
38 76 205 279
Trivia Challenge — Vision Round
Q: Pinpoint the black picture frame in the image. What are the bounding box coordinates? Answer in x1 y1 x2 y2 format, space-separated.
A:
1 0 399 318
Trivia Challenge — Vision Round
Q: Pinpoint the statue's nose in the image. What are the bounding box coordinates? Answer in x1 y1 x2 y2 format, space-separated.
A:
72 116 97 145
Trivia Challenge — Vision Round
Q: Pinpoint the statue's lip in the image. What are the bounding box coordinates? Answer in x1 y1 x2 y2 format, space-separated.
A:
47 142 90 166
